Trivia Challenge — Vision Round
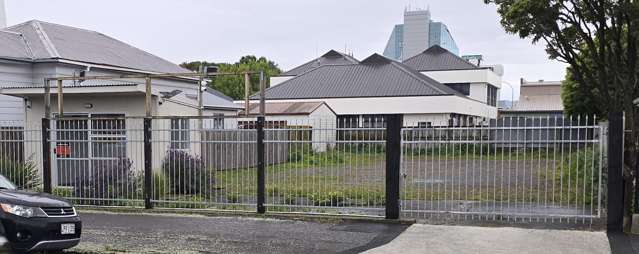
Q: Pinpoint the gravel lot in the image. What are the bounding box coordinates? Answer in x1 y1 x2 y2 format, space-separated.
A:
64 211 408 254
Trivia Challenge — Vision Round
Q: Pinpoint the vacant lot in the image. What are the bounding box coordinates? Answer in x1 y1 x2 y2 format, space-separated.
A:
165 146 599 217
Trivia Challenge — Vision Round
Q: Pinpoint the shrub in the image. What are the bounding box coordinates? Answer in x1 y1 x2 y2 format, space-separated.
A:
152 172 169 200
162 150 214 195
53 187 73 197
553 147 600 205
288 145 345 166
73 158 140 204
309 191 345 206
0 156 41 190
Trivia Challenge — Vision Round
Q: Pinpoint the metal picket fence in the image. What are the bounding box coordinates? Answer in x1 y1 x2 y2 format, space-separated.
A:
264 117 386 216
0 120 42 191
0 114 610 225
401 116 605 224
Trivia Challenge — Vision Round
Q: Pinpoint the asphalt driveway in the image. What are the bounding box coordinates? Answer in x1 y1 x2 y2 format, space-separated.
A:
64 211 409 254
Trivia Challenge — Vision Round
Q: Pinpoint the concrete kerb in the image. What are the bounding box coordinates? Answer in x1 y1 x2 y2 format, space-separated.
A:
75 207 417 226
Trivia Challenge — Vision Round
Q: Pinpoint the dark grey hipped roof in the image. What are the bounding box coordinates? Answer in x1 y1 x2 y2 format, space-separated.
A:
281 50 359 76
0 31 32 60
403 45 478 71
253 53 461 100
1 20 190 73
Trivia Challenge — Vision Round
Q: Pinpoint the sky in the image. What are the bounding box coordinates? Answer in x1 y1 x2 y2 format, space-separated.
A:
4 0 567 100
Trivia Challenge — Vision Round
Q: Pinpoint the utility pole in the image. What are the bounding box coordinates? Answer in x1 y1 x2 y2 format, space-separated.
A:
259 71 265 116
244 72 251 116
145 76 152 117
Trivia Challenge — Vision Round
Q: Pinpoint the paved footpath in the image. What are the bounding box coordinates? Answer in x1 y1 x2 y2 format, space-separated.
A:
364 224 612 254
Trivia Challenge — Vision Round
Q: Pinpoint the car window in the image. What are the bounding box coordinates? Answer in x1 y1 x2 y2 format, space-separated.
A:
0 176 16 190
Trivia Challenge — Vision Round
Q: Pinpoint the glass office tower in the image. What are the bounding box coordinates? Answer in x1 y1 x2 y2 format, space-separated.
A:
383 9 460 61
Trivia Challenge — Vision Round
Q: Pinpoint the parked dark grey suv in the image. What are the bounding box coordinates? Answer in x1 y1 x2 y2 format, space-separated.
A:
0 175 81 253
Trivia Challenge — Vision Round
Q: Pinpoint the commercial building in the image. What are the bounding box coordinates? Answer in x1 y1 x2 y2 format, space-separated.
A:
500 79 564 117
383 8 459 61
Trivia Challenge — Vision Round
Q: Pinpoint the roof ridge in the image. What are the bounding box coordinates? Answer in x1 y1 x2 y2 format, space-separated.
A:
23 20 104 35
281 49 359 76
429 45 478 69
251 64 336 99
0 29 22 35
30 20 60 58
19 33 35 59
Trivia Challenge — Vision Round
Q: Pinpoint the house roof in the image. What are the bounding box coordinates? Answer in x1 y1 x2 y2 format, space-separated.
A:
280 50 359 76
1 20 190 73
1 79 139 89
0 30 32 60
184 90 243 110
240 101 333 116
403 45 479 71
252 53 462 100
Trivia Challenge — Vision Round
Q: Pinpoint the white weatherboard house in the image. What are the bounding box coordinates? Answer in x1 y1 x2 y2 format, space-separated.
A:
265 47 500 128
0 20 241 185
240 101 337 152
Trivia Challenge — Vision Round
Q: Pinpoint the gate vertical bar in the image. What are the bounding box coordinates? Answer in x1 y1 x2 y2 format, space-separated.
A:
607 111 624 232
144 117 153 209
257 116 266 214
385 114 402 219
41 118 52 194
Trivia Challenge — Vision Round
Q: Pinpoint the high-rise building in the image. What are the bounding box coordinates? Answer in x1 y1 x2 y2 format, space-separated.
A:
383 8 459 61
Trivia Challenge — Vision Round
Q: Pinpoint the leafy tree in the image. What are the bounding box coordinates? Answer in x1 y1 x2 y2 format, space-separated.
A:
561 67 603 117
181 56 282 100
485 0 639 215
180 61 216 72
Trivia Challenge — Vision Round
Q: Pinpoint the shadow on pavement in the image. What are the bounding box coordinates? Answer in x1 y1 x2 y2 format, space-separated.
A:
607 231 638 254
334 222 410 254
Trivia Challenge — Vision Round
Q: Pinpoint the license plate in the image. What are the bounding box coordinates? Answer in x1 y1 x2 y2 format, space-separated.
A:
61 223 75 235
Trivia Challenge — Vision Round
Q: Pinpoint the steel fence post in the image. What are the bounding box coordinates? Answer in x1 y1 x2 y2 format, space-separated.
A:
607 111 624 232
41 118 52 194
385 114 402 219
257 116 266 214
144 117 153 209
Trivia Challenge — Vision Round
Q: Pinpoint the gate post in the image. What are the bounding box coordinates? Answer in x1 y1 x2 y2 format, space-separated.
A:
143 117 153 209
607 111 624 232
256 116 266 214
385 114 403 219
41 118 52 194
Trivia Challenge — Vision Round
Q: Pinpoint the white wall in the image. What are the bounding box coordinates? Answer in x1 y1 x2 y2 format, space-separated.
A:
236 104 337 152
24 94 149 185
256 95 497 119
23 92 239 186
404 114 452 127
422 69 502 88
469 83 487 103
